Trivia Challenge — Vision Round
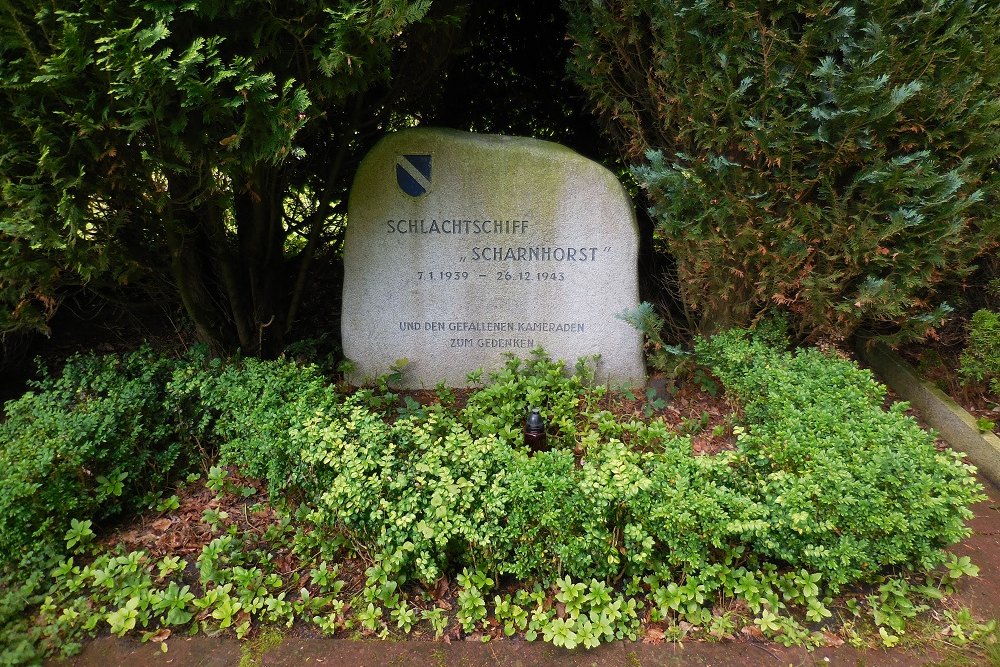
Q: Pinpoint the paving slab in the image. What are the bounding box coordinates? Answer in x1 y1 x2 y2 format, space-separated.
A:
62 634 940 667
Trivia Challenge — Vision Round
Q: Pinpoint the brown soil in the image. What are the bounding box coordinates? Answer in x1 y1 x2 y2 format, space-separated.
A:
104 471 269 560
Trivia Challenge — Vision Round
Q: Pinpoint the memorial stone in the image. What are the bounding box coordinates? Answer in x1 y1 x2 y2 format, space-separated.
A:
342 128 644 387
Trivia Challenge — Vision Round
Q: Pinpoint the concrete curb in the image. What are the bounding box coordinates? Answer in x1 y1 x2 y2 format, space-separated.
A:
854 335 1000 488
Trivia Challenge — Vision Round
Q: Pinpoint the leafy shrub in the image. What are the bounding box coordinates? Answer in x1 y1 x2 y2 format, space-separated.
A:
168 353 340 501
566 0 1000 339
0 348 198 570
4 337 980 611
960 309 1000 394
303 400 515 582
499 431 751 581
462 350 603 448
282 355 741 583
0 341 987 656
291 345 980 588
697 329 984 587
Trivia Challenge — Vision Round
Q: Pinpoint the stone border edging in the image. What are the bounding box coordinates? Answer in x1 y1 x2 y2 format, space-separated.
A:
854 334 1000 488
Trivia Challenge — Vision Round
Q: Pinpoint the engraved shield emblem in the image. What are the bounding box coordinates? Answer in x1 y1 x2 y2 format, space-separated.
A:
396 154 431 197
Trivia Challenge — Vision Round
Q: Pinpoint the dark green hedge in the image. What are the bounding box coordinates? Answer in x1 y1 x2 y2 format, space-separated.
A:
566 0 1000 340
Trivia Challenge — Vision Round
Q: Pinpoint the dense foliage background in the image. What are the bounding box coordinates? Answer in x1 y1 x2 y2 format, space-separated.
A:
566 0 1000 341
0 0 464 357
3 0 998 358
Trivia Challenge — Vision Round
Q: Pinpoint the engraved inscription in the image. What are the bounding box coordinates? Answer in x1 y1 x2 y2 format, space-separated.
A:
342 128 644 387
384 210 606 358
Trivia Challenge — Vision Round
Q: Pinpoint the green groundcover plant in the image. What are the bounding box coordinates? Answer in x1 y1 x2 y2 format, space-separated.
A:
0 330 987 661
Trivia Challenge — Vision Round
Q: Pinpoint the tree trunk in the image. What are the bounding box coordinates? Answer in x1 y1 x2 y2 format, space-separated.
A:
163 205 236 355
165 169 291 358
233 165 287 358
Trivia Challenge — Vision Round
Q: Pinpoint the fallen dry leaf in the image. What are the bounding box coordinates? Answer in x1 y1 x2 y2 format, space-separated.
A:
434 576 450 599
823 631 845 647
643 627 665 644
151 518 172 532
148 628 171 643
